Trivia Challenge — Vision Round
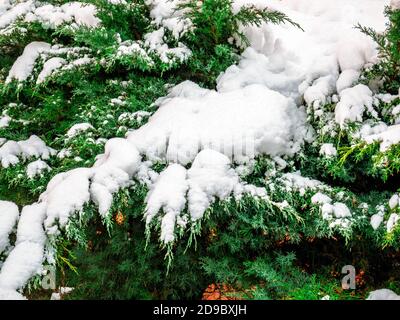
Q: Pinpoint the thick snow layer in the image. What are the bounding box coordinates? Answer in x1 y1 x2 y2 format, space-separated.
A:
145 149 270 243
66 122 94 138
336 69 360 94
0 201 19 254
0 288 25 300
320 202 352 224
0 0 34 29
0 1 100 30
389 194 400 209
0 1 11 16
145 163 188 243
36 57 66 84
6 42 51 83
0 135 56 168
364 124 400 152
219 0 386 106
40 168 92 229
128 81 308 165
335 84 374 128
391 0 400 10
187 149 243 221
0 203 46 292
387 213 399 233
26 159 51 179
0 115 11 128
320 143 337 157
311 192 332 205
371 213 384 230
0 0 392 298
367 289 400 300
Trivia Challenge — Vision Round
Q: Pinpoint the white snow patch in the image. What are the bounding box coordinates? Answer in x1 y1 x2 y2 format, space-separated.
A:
187 149 242 221
320 143 337 157
364 124 400 152
145 163 188 243
371 213 384 230
36 57 66 84
66 123 94 138
336 69 360 93
26 160 51 179
321 202 351 220
367 289 400 300
0 116 11 128
387 213 399 233
50 287 74 300
391 0 400 10
311 192 332 205
335 84 374 128
0 201 19 254
128 81 308 165
389 194 399 209
6 42 51 83
0 0 34 29
23 2 100 28
0 135 56 168
0 203 47 294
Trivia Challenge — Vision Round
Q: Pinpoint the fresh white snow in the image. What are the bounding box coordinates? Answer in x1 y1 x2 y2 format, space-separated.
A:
0 0 393 299
0 201 19 254
6 41 51 83
0 135 56 168
26 160 51 179
66 123 94 138
367 289 400 300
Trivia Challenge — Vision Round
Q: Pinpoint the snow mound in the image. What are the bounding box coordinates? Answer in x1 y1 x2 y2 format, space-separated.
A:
36 57 66 84
364 124 400 152
0 201 19 254
367 289 400 300
0 203 46 293
335 84 374 128
128 81 309 165
0 1 99 30
6 42 51 83
0 135 56 168
66 123 94 138
26 160 51 179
